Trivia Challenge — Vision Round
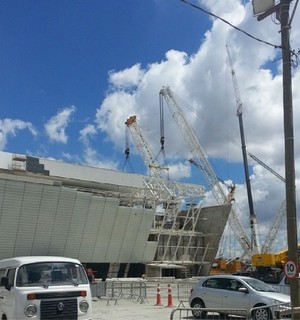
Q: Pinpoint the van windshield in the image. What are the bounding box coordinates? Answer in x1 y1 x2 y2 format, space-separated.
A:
16 262 88 287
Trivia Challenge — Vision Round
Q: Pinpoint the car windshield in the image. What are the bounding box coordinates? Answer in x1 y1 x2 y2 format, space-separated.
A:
243 277 277 292
16 262 88 287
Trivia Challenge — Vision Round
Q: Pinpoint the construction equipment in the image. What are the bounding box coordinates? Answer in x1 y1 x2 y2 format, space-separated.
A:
226 44 261 254
125 115 206 200
159 86 252 257
226 45 287 256
125 115 168 178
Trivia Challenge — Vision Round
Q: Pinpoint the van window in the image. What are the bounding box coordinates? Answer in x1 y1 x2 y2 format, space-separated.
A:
6 269 16 287
16 262 88 287
0 268 6 279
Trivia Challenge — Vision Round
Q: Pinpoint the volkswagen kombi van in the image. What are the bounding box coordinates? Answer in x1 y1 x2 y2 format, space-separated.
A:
0 256 92 320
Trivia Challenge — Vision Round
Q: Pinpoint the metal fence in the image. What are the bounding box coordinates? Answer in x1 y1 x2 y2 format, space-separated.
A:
90 281 106 298
251 302 293 319
90 280 147 304
169 302 293 320
170 307 248 320
177 280 198 307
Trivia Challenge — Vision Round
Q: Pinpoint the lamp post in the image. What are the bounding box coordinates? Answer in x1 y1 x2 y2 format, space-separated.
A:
253 0 299 313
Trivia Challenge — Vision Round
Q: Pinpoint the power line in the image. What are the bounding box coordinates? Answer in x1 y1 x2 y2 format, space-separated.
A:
180 0 281 49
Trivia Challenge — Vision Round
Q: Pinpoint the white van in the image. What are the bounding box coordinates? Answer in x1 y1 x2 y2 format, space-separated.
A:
0 256 92 320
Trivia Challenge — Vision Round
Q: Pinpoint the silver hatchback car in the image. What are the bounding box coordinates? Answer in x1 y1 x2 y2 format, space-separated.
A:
189 275 290 320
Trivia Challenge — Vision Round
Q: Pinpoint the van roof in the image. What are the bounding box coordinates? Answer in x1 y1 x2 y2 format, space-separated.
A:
0 256 82 268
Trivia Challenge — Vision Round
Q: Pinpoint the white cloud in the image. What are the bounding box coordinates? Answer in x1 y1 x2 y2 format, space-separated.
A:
79 123 119 170
44 106 76 143
0 119 37 150
108 64 145 89
94 0 300 255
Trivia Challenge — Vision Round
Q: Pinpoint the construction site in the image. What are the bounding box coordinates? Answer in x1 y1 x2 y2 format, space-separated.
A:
0 85 289 281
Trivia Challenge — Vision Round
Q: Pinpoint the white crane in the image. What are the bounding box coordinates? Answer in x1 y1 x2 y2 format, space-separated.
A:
226 45 261 254
226 45 286 254
159 86 252 257
125 115 165 178
125 115 206 199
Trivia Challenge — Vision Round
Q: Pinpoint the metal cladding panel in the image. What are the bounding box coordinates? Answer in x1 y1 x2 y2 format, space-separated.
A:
13 183 42 256
0 180 24 257
0 172 156 263
48 188 77 256
77 198 106 262
104 206 131 262
142 241 159 262
64 191 92 256
130 209 154 263
31 186 60 255
91 198 119 262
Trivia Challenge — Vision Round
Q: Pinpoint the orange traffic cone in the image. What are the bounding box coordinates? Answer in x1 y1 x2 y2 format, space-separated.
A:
166 284 174 307
155 284 163 306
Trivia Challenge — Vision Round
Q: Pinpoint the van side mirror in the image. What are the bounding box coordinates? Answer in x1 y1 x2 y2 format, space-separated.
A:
0 277 10 290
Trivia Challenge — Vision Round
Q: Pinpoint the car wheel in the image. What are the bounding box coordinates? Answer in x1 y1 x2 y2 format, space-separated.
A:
252 307 272 320
191 299 206 319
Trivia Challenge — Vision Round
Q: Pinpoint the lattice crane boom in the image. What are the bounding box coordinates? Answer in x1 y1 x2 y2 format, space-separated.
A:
125 115 163 178
159 86 252 256
125 115 206 199
227 45 261 254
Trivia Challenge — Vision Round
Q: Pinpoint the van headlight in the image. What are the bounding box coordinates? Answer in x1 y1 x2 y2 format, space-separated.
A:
79 300 89 313
24 304 38 317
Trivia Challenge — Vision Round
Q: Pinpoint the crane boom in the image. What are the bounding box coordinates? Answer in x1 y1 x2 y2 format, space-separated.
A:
159 86 252 256
226 44 261 254
125 115 206 199
125 115 165 178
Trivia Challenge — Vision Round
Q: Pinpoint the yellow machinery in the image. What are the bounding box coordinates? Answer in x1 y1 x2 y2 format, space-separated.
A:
210 258 242 274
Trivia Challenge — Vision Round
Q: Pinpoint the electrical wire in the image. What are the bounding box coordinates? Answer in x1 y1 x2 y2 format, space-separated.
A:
180 0 282 49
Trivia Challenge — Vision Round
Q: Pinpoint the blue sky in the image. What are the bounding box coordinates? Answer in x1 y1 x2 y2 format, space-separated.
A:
1 0 300 256
0 0 207 165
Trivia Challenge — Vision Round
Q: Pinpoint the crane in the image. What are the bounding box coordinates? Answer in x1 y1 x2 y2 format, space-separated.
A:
125 115 167 178
159 86 252 257
226 45 287 255
125 115 206 199
226 44 261 254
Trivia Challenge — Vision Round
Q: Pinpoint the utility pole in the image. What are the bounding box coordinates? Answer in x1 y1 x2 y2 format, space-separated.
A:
280 0 299 311
254 0 299 313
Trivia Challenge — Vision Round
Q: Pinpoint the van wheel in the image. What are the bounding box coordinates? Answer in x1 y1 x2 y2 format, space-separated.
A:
2 315 7 320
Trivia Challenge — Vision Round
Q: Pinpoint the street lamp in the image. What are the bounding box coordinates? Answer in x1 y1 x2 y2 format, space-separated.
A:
252 0 299 316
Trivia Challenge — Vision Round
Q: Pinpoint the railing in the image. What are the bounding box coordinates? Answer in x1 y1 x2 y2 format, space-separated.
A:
176 279 199 307
251 302 293 319
169 302 293 320
90 281 106 298
170 307 248 319
91 280 147 303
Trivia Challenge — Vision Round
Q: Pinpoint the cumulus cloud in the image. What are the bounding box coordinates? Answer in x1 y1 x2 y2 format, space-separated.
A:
0 119 37 150
44 106 76 143
79 123 119 170
93 0 300 255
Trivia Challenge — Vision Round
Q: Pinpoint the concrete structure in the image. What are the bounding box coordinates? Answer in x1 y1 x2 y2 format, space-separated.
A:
0 151 231 278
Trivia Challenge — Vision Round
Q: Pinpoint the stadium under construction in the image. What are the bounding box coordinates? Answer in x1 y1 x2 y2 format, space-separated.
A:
0 151 231 279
